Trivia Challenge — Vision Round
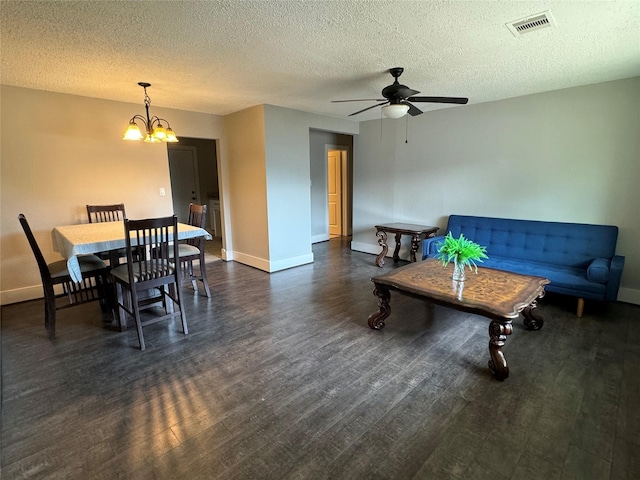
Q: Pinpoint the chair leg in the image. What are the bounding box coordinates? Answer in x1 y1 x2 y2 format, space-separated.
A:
187 260 198 291
115 282 128 331
44 286 56 340
170 281 188 335
130 288 146 351
161 285 173 313
98 273 110 313
199 252 212 298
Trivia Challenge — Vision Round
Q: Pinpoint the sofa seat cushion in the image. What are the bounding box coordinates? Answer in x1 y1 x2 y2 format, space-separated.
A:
479 256 606 296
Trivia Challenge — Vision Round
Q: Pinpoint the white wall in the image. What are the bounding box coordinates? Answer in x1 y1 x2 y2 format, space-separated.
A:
352 77 640 304
0 85 222 305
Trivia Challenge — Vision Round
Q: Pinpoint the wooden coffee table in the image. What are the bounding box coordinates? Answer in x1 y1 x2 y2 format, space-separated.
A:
367 259 550 380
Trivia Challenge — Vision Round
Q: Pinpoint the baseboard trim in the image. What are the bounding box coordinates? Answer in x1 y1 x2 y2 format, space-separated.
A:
350 241 379 256
618 287 640 306
269 253 314 272
231 251 270 272
1 285 43 306
231 251 314 273
311 234 330 244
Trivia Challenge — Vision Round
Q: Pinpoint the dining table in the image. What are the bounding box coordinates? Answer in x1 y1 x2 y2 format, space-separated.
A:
51 220 212 283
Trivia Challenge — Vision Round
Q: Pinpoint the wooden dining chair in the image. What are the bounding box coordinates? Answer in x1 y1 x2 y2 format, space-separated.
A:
86 203 126 223
110 215 187 350
18 214 110 339
86 203 127 264
179 203 211 297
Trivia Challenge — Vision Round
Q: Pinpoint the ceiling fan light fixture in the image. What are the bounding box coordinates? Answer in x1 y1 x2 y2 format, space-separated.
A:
382 104 409 119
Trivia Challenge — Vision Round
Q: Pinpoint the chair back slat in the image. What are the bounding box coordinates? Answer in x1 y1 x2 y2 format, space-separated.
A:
87 204 126 223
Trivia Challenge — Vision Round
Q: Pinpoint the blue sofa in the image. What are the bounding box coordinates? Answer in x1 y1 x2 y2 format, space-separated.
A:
423 215 625 317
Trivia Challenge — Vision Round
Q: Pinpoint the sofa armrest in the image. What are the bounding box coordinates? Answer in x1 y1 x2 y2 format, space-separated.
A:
587 258 610 283
605 255 625 301
422 235 445 260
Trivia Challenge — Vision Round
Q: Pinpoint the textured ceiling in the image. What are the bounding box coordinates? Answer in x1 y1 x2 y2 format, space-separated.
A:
1 1 639 121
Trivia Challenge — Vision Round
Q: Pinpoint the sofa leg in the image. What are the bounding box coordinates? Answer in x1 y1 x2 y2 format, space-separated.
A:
576 298 584 318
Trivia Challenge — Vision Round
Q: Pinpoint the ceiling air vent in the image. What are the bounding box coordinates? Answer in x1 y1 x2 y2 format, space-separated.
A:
506 11 556 37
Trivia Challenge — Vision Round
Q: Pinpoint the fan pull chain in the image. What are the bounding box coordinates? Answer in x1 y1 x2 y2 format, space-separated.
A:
405 114 409 143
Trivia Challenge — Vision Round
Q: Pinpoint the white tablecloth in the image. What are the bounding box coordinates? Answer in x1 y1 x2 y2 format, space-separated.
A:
52 221 212 282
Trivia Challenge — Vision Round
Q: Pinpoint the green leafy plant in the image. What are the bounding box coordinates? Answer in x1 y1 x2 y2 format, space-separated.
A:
436 232 488 273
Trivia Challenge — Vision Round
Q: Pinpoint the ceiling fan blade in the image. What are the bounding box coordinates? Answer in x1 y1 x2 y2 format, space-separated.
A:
407 96 469 104
348 101 389 116
398 87 420 98
332 99 386 103
382 85 420 100
405 101 423 116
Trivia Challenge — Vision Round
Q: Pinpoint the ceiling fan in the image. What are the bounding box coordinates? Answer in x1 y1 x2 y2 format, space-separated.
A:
332 67 468 118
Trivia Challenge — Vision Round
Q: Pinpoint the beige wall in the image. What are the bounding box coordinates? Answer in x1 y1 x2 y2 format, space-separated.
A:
0 85 222 305
352 77 640 304
221 105 270 266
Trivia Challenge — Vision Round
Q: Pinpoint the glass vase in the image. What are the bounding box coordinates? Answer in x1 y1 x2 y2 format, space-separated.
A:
452 260 466 282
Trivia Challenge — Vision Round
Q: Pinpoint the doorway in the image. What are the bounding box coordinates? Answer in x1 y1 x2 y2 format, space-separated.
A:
167 145 200 223
167 138 222 258
327 148 349 238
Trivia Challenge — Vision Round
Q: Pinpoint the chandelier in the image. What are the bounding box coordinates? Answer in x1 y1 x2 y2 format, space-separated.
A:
123 82 178 143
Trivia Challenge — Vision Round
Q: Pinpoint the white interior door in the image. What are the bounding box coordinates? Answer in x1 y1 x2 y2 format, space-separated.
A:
327 150 342 236
168 146 200 223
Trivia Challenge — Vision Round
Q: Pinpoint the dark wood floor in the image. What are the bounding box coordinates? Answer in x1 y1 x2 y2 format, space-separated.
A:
2 238 639 479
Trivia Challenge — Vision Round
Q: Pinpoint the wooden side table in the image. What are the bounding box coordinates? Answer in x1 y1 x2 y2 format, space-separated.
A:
374 223 439 267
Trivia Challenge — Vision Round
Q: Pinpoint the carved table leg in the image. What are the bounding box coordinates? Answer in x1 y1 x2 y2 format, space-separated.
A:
410 234 421 262
392 233 402 262
375 230 388 267
522 299 544 330
368 285 391 330
488 319 513 381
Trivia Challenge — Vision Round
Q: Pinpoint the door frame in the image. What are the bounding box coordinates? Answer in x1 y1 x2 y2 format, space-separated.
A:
324 144 351 238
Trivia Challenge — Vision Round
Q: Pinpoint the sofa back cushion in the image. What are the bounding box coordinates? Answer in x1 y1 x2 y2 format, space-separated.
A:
446 215 619 268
